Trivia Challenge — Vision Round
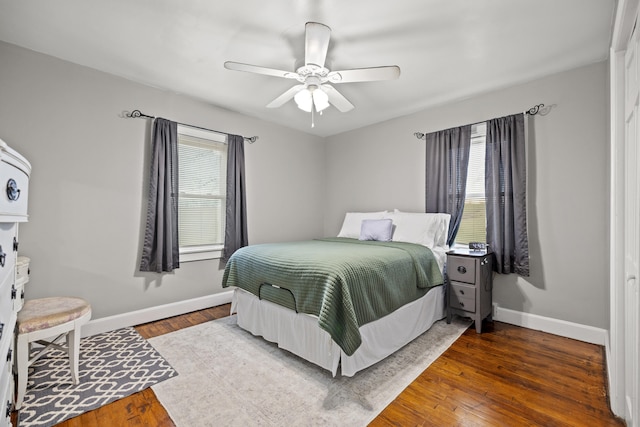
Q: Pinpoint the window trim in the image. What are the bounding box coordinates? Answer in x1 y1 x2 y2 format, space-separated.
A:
177 124 227 262
179 245 224 262
454 123 487 247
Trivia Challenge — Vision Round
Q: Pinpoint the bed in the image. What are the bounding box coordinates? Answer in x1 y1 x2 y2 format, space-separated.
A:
222 210 451 377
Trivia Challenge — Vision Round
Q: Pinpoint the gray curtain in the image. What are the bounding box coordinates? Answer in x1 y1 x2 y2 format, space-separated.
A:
425 125 472 246
485 113 529 276
139 118 180 273
222 134 248 262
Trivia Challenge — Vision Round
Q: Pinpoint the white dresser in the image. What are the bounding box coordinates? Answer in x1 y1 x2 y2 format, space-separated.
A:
0 140 30 427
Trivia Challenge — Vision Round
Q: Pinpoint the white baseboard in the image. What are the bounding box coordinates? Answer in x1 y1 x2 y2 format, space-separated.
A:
82 296 607 346
492 303 608 346
82 291 234 337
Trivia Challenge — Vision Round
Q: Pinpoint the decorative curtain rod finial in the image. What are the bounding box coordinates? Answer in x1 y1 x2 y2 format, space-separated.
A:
125 109 154 119
414 132 426 140
526 104 545 115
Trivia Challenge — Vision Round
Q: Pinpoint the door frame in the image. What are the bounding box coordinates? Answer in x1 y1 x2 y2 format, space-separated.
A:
610 0 640 421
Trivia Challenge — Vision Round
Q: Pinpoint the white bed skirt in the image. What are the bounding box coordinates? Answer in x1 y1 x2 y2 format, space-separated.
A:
230 285 446 377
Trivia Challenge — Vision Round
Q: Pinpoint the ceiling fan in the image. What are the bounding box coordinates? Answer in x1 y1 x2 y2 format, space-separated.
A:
224 22 400 125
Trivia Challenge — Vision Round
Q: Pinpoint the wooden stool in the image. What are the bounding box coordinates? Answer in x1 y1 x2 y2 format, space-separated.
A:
15 297 92 409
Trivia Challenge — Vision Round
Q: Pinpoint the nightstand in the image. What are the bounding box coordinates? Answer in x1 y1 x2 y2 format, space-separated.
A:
446 248 493 333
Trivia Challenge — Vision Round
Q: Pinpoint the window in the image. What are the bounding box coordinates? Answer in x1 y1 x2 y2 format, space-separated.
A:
455 123 486 246
177 125 227 261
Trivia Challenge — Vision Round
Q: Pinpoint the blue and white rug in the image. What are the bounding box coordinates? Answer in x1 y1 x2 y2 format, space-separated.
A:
18 327 177 427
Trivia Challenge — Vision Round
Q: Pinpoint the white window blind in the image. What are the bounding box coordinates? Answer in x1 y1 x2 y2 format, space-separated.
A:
456 123 487 245
177 126 227 250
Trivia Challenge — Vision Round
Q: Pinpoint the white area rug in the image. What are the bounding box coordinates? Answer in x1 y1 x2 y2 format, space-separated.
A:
149 315 470 427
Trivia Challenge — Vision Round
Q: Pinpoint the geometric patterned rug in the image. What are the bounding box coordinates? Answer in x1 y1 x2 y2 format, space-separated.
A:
18 327 178 427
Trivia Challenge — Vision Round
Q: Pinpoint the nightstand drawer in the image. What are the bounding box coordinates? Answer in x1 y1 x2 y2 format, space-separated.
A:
448 256 476 283
450 294 475 313
449 282 476 312
450 281 475 297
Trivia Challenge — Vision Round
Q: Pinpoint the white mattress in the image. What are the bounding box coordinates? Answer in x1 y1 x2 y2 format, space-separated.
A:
230 284 446 377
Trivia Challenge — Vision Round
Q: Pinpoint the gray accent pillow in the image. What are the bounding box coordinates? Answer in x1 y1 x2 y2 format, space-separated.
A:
359 218 393 242
337 211 387 238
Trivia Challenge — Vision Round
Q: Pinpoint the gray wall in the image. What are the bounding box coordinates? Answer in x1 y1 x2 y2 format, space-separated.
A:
0 40 609 330
324 61 609 329
0 41 326 319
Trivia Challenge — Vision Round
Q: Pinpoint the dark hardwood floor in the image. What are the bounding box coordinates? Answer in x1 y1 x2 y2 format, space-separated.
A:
19 304 624 426
371 320 624 427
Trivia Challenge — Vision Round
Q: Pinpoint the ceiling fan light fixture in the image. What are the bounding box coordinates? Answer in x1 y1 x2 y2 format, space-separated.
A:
312 88 330 112
294 85 330 113
294 88 313 112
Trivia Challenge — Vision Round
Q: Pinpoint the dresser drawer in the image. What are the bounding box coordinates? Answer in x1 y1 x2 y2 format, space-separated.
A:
0 145 30 221
16 256 30 285
12 280 24 312
14 256 29 312
448 256 476 283
0 223 16 289
449 282 476 313
0 274 15 340
0 370 12 426
4 339 13 379
0 336 13 395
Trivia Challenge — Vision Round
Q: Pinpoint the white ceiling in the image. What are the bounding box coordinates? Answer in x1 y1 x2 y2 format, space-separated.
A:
0 0 615 137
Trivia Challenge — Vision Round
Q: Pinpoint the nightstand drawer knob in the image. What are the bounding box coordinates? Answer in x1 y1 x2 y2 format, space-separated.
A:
457 265 467 274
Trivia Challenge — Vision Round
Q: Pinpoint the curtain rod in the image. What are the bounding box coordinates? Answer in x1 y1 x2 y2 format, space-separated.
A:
125 109 259 143
412 103 545 141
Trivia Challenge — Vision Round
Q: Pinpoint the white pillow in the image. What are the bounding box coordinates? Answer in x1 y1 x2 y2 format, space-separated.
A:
337 211 387 239
385 210 451 248
430 213 451 247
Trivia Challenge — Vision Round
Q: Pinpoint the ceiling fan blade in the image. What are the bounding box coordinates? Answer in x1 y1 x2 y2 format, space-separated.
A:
305 22 331 68
266 85 306 108
321 85 354 112
224 61 298 79
328 66 401 83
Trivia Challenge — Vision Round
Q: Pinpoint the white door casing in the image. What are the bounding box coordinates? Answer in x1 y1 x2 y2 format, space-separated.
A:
624 26 640 423
611 0 640 424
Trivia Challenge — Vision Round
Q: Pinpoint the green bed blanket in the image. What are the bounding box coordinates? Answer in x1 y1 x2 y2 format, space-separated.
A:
222 238 444 356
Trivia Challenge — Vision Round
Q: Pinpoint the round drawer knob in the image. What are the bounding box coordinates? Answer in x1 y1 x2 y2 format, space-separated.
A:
6 178 20 201
457 265 467 274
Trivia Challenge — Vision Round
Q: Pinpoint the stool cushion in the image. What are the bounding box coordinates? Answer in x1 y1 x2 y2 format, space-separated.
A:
18 297 92 334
